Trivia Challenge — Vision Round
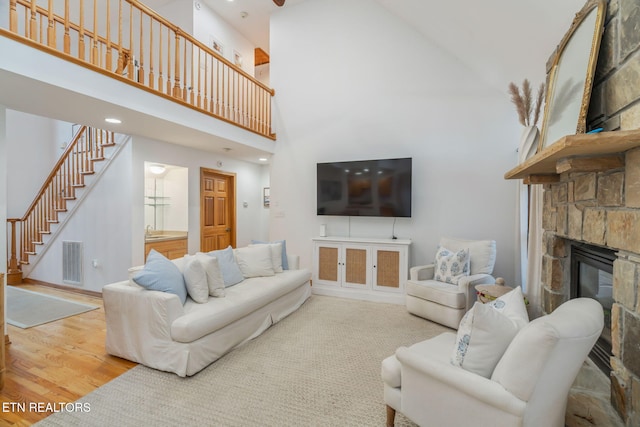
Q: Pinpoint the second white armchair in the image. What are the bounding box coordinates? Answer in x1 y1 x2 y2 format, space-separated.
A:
405 237 497 329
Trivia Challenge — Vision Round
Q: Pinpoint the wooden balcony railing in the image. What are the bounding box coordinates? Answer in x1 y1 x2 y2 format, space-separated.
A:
5 0 275 139
7 126 116 275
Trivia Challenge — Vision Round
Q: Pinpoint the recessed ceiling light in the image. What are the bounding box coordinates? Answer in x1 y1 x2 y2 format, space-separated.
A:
259 157 268 162
148 164 166 175
105 117 122 124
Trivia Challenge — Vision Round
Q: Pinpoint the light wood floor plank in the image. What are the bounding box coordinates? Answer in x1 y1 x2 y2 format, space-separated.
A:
0 284 136 426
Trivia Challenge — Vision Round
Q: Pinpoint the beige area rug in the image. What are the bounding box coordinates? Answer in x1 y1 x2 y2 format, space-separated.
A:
6 286 99 328
36 295 449 426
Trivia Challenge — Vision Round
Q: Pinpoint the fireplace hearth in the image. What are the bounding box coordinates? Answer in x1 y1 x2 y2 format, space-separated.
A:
570 243 616 375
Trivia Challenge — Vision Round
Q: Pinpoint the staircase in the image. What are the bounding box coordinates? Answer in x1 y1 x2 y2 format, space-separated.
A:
6 126 125 284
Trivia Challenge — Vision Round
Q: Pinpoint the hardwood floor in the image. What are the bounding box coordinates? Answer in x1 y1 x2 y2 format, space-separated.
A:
0 284 136 426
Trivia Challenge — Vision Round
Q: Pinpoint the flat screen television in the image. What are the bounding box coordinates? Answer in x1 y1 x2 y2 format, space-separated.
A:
316 157 412 217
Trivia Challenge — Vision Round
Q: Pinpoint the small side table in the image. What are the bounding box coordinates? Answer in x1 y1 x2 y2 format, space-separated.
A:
475 277 511 303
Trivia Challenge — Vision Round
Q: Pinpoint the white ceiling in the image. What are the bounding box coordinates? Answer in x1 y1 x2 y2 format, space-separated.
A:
194 0 587 90
200 0 307 53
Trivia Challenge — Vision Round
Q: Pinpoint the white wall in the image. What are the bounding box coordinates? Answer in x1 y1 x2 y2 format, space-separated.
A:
28 139 134 292
0 107 7 276
1 106 6 337
155 1 195 33
269 0 521 284
6 111 67 217
193 1 256 75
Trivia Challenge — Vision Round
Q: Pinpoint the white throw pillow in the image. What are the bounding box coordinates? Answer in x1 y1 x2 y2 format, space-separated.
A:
249 242 283 273
488 286 529 328
195 252 225 297
434 246 470 284
182 255 210 304
127 265 144 288
450 302 519 378
234 245 275 278
439 237 496 275
491 320 559 401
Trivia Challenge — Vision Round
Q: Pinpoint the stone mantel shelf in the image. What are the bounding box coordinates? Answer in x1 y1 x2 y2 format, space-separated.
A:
504 128 640 183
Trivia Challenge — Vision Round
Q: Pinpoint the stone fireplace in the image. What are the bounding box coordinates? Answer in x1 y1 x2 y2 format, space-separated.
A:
538 1 640 424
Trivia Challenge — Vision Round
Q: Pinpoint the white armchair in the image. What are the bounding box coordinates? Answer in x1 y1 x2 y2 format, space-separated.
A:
381 298 604 427
405 237 497 329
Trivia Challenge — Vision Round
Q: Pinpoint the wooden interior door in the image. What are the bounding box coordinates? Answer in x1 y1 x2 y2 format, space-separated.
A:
200 168 236 252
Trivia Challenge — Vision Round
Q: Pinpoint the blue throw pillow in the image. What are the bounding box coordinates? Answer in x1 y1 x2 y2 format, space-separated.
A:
207 246 244 287
251 239 289 270
133 250 187 304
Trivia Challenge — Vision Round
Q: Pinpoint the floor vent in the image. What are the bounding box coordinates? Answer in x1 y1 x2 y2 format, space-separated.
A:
62 241 83 285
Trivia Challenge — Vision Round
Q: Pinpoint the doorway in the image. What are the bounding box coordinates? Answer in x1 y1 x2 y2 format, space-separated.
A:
200 168 236 251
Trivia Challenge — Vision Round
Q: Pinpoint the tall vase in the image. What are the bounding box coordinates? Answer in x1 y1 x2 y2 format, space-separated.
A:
518 125 540 164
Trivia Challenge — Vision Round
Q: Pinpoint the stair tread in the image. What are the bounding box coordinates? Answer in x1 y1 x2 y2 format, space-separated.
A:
71 184 85 188
91 156 105 161
80 171 95 175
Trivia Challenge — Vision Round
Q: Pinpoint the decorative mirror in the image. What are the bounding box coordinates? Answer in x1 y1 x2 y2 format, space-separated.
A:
537 0 606 152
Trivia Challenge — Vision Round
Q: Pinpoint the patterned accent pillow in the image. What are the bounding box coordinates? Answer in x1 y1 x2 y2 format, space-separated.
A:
451 287 530 378
434 246 470 284
487 286 529 328
450 302 519 378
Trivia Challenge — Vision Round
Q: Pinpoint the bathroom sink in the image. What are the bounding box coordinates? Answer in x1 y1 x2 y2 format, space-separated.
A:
145 232 187 242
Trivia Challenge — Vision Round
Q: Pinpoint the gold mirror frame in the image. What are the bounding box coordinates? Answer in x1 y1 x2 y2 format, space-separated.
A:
537 0 606 152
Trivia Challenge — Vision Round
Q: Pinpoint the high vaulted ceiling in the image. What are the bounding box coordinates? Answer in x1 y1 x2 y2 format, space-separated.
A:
194 0 587 90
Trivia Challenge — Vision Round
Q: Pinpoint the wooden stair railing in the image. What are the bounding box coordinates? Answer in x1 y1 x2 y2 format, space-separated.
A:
6 127 116 283
4 0 276 139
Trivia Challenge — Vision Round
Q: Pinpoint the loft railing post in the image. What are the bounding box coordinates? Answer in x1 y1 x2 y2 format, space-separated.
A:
148 16 154 89
91 0 98 65
105 0 112 70
128 3 134 80
138 8 145 84
9 0 17 32
173 29 181 98
78 0 85 60
47 0 55 48
64 0 70 54
116 0 123 74
29 0 37 40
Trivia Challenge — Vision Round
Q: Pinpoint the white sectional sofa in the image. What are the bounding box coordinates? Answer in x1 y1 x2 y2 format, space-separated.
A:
103 251 311 377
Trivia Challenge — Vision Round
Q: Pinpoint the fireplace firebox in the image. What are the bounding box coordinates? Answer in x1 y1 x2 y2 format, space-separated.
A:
570 242 615 375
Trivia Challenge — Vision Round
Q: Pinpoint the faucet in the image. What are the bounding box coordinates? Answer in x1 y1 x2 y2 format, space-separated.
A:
146 225 154 237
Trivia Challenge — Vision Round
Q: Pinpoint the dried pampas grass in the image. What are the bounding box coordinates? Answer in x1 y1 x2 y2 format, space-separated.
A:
509 79 545 127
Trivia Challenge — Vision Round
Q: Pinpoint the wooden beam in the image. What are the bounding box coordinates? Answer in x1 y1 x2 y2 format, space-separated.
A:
524 174 560 185
255 47 269 66
556 154 624 174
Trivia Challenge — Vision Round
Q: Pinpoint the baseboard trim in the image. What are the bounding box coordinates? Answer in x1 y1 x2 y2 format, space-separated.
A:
21 278 102 298
311 285 406 305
